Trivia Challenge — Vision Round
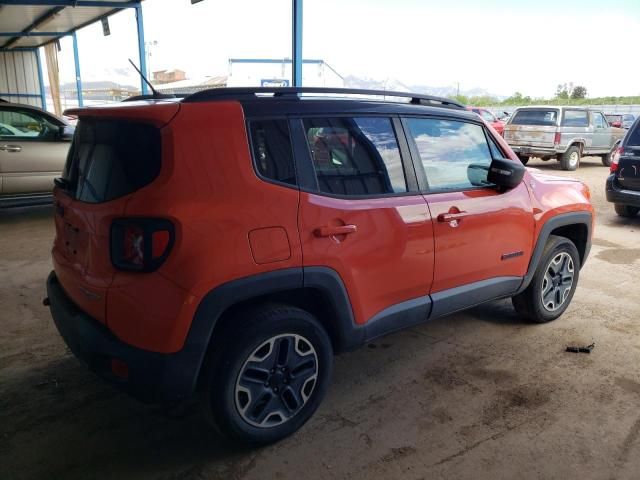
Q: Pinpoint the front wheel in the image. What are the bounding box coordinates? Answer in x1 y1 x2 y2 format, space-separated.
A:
203 305 333 446
512 235 580 323
560 146 580 171
517 154 530 165
602 143 619 167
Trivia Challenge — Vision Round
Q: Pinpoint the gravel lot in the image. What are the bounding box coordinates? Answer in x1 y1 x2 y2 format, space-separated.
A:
1 156 639 480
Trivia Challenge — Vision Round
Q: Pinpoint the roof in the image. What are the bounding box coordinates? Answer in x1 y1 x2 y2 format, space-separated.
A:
0 1 142 50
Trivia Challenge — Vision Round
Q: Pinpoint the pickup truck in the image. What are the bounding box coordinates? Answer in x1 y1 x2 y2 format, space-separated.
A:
503 106 626 170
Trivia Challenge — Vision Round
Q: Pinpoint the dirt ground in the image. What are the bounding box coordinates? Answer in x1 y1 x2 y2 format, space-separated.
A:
2 156 640 480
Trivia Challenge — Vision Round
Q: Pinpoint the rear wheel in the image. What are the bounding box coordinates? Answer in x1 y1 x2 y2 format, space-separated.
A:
512 235 580 323
614 204 640 217
560 146 580 171
203 305 333 446
517 154 529 165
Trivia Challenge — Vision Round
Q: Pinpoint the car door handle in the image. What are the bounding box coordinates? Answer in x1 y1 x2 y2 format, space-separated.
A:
0 144 22 152
437 211 468 222
314 224 357 237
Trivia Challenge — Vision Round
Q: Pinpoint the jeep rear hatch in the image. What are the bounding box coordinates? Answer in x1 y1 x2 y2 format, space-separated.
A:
52 102 178 324
504 108 559 147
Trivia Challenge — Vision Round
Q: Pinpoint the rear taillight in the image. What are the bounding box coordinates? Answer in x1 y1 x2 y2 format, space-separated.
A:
110 218 175 272
554 132 561 146
611 147 623 173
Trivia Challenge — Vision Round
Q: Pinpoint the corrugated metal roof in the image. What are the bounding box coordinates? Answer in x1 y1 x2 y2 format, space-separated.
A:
0 1 141 50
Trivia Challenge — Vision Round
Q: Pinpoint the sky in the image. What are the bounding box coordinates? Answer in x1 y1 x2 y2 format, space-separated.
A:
54 0 640 98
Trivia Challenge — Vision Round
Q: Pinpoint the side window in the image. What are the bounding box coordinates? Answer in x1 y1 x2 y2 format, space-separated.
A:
593 113 605 128
303 117 407 196
562 110 589 127
249 120 296 186
405 117 494 191
0 108 52 138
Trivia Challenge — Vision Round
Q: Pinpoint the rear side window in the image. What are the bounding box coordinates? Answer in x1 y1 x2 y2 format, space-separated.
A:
303 117 407 196
249 120 296 186
405 118 493 191
562 110 589 127
626 123 640 147
511 109 558 126
63 119 160 203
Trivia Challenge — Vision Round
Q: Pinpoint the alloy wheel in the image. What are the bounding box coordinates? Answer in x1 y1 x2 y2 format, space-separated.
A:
540 252 574 312
234 333 318 428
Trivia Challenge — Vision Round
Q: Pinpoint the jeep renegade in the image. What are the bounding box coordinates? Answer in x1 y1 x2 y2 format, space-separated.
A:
45 87 594 445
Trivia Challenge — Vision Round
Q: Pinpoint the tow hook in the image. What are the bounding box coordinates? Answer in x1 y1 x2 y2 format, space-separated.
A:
43 297 50 306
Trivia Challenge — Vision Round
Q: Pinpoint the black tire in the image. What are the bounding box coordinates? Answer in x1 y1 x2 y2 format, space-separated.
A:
512 235 580 323
614 204 640 217
517 154 529 165
203 304 333 446
560 145 580 171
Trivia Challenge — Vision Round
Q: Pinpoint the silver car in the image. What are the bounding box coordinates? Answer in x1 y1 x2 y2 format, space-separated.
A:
503 106 626 170
0 100 73 207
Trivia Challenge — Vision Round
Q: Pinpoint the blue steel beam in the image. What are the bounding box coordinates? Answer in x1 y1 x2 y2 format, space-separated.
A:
0 1 140 7
35 47 47 109
0 32 69 36
135 4 148 94
292 0 303 87
72 31 83 106
0 92 41 97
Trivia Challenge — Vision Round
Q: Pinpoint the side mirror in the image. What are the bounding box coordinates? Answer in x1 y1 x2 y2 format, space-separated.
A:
487 158 525 190
59 125 75 141
611 121 622 128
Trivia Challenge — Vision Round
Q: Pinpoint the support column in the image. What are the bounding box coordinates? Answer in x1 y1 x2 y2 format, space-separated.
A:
292 0 303 87
135 4 148 94
34 48 46 109
72 32 83 107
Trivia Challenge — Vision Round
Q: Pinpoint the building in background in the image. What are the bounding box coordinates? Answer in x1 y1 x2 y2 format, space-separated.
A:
152 69 186 84
227 59 343 88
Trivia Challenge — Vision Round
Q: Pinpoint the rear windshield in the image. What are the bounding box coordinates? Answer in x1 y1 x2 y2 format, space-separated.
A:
510 109 558 126
62 119 161 203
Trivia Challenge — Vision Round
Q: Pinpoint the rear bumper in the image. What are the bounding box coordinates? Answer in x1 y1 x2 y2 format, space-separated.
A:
510 145 560 157
46 271 201 403
606 175 640 208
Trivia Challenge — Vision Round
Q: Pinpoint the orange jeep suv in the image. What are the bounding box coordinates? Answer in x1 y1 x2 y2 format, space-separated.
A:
45 88 594 445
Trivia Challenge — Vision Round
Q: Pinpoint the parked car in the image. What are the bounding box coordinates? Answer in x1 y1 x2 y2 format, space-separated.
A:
606 116 640 217
45 87 594 446
467 106 505 135
604 113 636 129
495 110 512 121
503 106 626 170
0 101 74 207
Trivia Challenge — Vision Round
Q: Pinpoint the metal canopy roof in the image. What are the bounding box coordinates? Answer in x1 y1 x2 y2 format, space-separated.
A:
0 1 141 49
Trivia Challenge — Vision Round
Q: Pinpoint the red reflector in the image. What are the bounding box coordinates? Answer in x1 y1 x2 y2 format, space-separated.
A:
111 358 129 379
554 132 561 145
152 230 170 258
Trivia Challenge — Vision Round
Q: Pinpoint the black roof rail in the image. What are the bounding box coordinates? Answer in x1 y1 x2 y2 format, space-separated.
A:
182 87 465 109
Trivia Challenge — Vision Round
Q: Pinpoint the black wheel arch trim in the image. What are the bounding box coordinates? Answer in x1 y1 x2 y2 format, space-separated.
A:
516 211 592 294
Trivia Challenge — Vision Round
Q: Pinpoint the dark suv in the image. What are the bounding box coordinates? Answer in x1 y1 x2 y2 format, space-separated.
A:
45 87 593 445
607 116 640 216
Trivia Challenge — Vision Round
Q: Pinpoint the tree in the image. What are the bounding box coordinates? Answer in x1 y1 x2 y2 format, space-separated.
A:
571 86 587 99
555 83 569 99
